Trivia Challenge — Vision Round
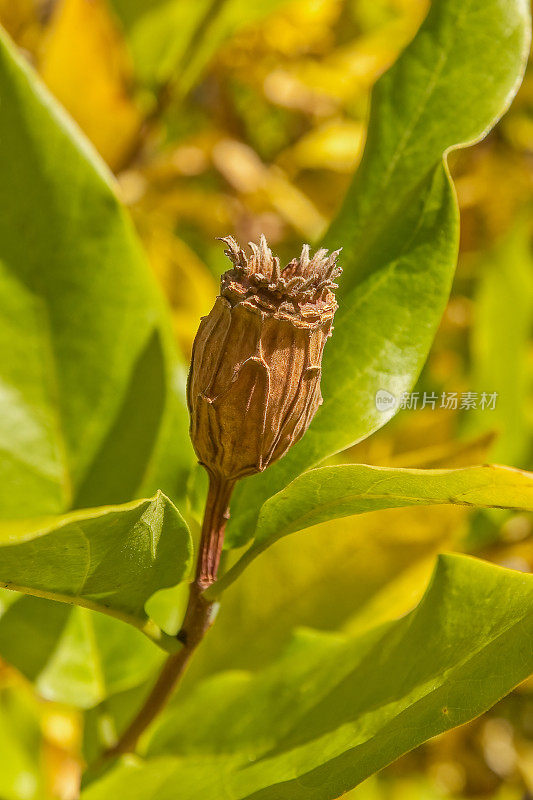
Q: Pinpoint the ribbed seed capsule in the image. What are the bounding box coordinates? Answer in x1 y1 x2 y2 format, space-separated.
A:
187 235 341 481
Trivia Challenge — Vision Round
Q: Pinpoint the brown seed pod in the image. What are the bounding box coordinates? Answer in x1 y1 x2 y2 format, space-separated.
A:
187 235 341 482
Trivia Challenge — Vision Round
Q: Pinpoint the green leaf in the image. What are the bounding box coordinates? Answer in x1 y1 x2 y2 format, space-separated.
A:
0 685 44 800
109 0 289 92
226 0 531 547
326 1 530 292
214 464 533 593
468 221 533 466
34 607 163 708
83 555 533 800
1 598 162 710
0 492 191 645
0 595 164 708
83 680 156 762
0 26 192 518
176 506 456 694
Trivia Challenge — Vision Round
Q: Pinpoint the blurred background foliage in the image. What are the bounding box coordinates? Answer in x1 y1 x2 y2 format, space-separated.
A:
0 0 532 798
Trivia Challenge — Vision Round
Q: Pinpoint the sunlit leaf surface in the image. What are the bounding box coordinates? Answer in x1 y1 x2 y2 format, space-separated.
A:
0 25 192 519
0 493 191 645
215 464 533 592
227 0 531 547
84 556 533 800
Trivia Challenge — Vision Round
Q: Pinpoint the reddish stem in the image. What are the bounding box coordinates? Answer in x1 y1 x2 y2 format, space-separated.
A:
103 474 234 758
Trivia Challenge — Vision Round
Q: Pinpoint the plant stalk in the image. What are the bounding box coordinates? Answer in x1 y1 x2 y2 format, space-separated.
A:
103 474 234 758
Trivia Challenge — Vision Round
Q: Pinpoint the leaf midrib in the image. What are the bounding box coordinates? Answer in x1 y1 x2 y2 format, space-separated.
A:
258 479 530 542
240 588 533 787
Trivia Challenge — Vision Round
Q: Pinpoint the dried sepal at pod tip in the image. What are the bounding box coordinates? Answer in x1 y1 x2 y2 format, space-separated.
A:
187 235 342 482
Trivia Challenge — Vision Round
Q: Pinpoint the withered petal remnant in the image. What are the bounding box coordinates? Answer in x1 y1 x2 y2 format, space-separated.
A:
187 235 341 481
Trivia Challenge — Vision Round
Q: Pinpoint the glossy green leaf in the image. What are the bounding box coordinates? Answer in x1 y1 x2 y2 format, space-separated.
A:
0 492 191 645
214 464 533 593
226 0 531 547
0 594 164 708
34 607 163 708
83 555 533 800
0 25 192 519
177 506 458 697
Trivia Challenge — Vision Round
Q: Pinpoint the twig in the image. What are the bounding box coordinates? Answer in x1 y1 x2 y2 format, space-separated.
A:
102 474 234 757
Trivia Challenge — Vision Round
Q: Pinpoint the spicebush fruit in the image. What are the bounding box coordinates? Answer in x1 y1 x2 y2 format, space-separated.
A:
187 235 341 481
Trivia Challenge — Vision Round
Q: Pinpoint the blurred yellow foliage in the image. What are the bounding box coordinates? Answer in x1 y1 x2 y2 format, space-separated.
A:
0 0 40 52
39 0 141 170
142 221 217 357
